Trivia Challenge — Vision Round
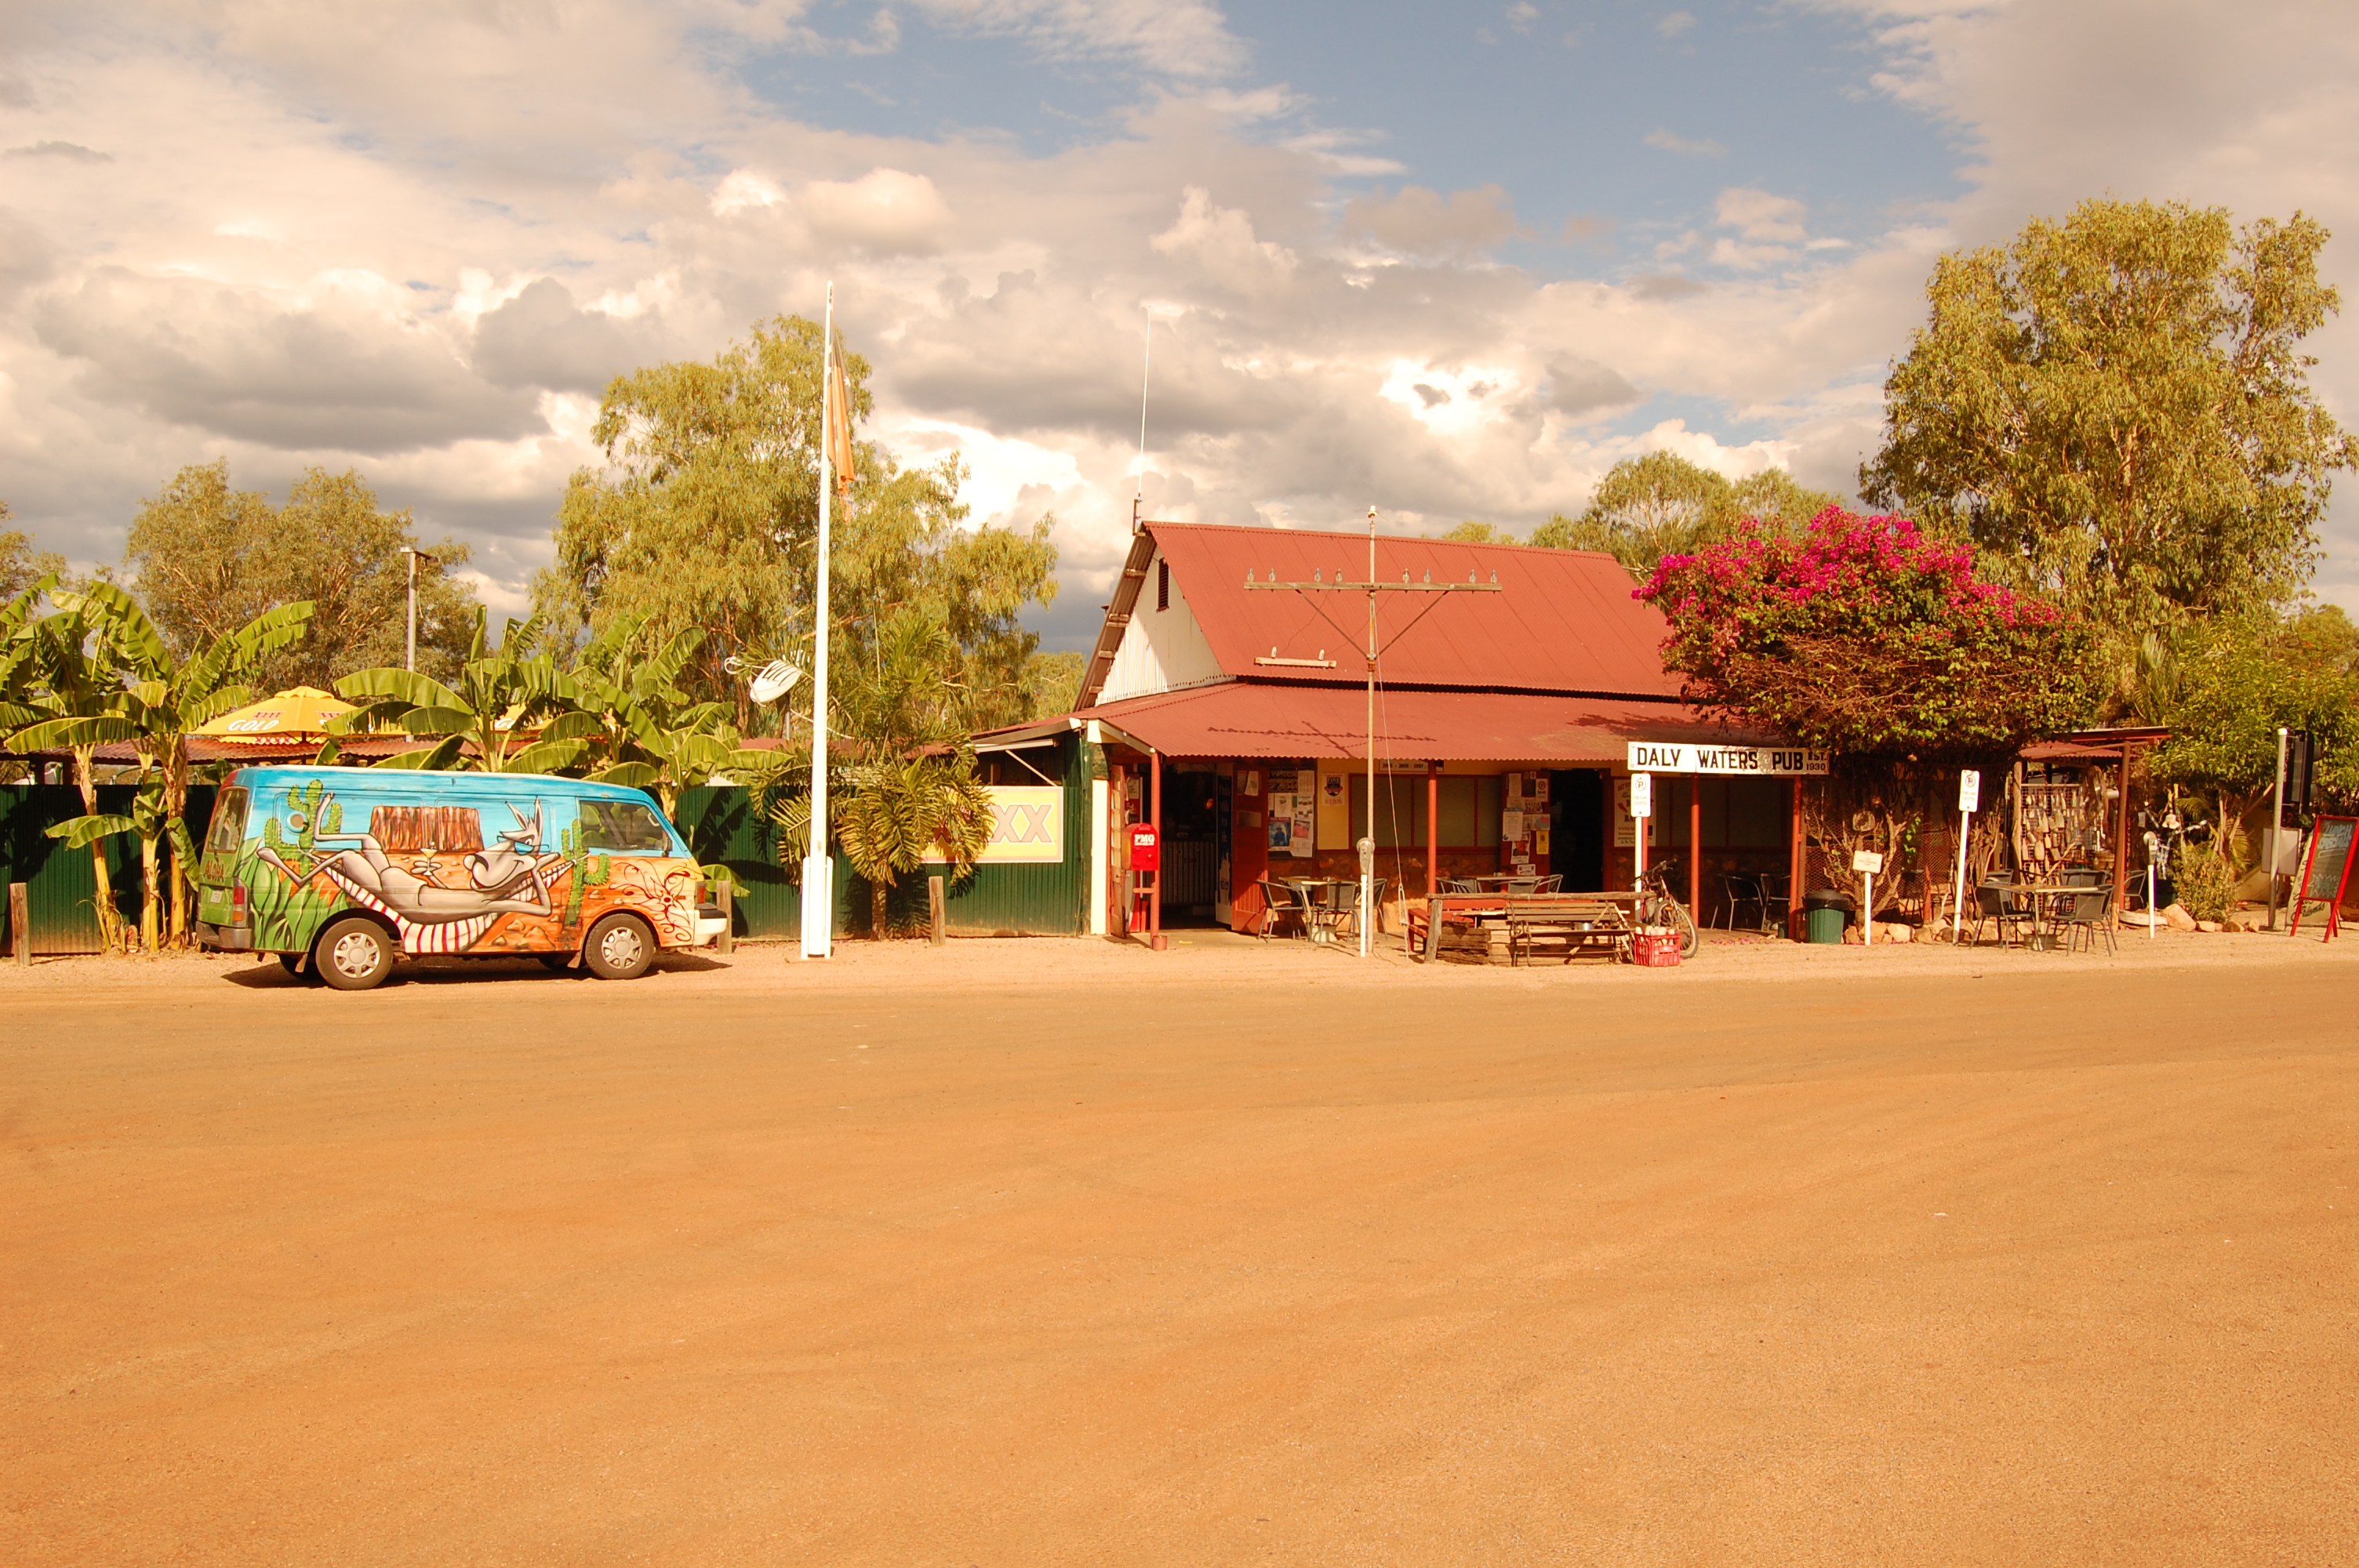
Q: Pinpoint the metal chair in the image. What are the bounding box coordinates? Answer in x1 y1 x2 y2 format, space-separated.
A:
1534 874 1564 894
1968 880 2031 947
1716 870 1766 931
1254 878 1310 941
1503 875 1543 895
2056 882 2118 956
1441 877 1481 894
1327 877 1389 940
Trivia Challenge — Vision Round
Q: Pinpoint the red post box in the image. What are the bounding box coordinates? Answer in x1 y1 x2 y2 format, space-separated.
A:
1127 822 1160 871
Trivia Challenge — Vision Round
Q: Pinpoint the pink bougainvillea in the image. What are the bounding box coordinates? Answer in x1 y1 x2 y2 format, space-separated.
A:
1636 506 2095 757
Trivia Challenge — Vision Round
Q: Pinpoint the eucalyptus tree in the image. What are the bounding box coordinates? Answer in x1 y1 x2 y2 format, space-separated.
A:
1528 455 1841 578
538 314 1059 734
124 460 478 687
1863 198 2353 644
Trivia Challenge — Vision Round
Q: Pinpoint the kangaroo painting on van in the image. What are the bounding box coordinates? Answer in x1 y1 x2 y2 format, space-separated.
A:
195 768 728 989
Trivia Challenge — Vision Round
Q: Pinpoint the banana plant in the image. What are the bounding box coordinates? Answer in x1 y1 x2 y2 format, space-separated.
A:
13 581 313 946
335 608 593 775
4 583 132 949
565 617 782 817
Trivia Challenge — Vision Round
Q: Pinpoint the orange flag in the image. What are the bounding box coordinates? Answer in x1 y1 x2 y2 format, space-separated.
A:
827 333 856 495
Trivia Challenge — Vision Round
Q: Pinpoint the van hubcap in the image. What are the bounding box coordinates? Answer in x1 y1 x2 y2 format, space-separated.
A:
330 931 381 978
598 924 643 970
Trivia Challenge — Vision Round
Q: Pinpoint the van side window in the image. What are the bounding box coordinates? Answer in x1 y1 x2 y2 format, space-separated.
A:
205 789 249 855
578 800 671 853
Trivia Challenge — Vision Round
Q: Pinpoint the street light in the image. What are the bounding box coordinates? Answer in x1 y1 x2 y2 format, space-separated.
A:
398 547 435 672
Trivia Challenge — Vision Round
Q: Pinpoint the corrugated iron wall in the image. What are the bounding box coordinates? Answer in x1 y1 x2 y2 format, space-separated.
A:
0 784 191 954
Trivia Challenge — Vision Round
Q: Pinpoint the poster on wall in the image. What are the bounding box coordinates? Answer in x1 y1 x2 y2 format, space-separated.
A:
1268 793 1295 851
1612 777 1658 848
1290 793 1315 858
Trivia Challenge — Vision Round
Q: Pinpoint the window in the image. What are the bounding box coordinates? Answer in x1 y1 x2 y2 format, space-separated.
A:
204 788 249 855
1349 775 1503 848
578 798 672 853
1157 559 1169 612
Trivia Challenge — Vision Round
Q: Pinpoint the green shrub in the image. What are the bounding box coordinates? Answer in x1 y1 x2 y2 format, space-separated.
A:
2173 840 2237 922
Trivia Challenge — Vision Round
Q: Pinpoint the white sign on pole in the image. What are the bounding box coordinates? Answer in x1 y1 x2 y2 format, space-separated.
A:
1951 770 1979 945
1625 742 1830 775
1851 849 1884 873
1629 772 1653 818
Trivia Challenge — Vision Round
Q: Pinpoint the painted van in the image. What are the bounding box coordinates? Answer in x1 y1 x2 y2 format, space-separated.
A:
194 768 727 989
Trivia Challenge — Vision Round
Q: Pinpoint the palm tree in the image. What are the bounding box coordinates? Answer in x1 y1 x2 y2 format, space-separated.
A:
336 609 591 773
13 582 313 946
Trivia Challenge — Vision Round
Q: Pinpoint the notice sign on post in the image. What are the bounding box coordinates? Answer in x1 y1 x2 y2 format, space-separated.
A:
1629 773 1653 818
1958 770 1982 813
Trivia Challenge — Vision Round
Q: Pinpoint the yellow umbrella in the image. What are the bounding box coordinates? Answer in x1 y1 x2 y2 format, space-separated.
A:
196 685 356 737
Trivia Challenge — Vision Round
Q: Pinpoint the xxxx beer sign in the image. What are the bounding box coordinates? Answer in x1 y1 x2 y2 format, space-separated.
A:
1624 742 1830 776
923 786 1065 864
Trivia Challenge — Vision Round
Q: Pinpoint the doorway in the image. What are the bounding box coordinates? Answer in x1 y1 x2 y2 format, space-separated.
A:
1550 769 1607 891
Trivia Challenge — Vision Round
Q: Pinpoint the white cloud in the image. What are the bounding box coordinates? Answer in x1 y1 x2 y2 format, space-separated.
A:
1658 10 1696 38
1644 128 1727 157
6 0 2359 630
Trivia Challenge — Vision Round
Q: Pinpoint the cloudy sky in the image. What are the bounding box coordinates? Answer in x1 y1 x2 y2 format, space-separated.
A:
5 0 2357 650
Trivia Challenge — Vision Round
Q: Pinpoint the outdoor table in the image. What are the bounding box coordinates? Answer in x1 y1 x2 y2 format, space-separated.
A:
2005 884 2095 949
1281 877 1353 943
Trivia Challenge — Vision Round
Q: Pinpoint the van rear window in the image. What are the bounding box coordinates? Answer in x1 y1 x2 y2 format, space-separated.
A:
579 800 671 853
204 788 249 855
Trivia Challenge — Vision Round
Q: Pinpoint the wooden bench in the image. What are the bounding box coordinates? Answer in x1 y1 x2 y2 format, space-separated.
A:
1412 893 1634 965
1498 894 1633 965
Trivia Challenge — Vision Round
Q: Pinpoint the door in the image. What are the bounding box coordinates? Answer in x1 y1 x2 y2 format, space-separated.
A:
1551 769 1607 891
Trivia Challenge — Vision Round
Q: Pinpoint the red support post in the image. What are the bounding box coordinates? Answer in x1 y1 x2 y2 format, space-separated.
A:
1426 762 1439 900
1150 750 1166 950
1688 779 1703 924
1788 777 1805 939
2114 741 2132 927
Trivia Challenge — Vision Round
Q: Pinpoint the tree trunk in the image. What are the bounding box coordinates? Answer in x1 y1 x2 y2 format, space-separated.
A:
871 880 888 939
139 833 160 953
71 743 125 953
164 740 191 946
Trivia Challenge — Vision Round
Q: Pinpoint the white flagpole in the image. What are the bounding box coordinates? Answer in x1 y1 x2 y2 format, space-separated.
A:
801 283 836 959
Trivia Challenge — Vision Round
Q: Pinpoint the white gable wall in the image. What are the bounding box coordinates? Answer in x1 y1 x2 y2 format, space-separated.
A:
1097 546 1224 703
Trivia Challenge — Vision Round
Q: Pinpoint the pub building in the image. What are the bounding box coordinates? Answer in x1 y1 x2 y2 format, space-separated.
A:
972 519 1827 942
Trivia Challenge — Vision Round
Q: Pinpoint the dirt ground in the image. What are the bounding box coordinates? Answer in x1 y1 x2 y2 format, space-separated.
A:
5 931 2355 1565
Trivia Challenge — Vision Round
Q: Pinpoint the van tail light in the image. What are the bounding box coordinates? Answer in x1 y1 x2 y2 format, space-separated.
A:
231 884 249 923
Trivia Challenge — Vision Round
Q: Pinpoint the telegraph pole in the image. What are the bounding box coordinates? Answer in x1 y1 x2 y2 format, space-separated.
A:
1245 515 1499 956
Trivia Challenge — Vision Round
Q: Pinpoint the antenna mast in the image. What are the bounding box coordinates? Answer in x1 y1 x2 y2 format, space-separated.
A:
1132 311 1151 533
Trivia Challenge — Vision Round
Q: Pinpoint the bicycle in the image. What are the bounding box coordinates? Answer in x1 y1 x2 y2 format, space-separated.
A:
1634 856 1700 960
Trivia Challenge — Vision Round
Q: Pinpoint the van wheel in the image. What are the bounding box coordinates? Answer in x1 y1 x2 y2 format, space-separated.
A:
315 917 395 991
583 913 654 980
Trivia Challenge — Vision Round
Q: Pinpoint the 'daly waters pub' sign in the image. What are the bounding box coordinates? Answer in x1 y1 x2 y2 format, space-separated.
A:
1625 742 1831 776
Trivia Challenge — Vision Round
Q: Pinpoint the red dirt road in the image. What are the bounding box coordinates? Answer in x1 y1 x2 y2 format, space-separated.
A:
5 945 2355 1565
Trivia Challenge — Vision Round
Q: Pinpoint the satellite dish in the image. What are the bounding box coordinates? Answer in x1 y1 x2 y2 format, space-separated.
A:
750 659 802 704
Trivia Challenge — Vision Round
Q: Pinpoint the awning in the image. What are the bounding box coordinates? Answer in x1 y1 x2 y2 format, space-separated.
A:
1035 681 1781 763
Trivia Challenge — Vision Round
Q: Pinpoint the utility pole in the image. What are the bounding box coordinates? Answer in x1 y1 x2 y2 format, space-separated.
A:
2268 726 2288 931
399 547 434 673
1245 514 1499 956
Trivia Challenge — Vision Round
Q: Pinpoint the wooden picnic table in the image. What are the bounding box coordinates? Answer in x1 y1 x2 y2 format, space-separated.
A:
1411 891 1640 965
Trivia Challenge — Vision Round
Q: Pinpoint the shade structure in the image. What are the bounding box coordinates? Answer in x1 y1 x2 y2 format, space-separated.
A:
1054 681 1780 764
195 685 355 737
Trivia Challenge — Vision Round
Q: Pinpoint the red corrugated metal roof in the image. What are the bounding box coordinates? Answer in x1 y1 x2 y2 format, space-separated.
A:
1081 681 1773 763
1146 521 1680 699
